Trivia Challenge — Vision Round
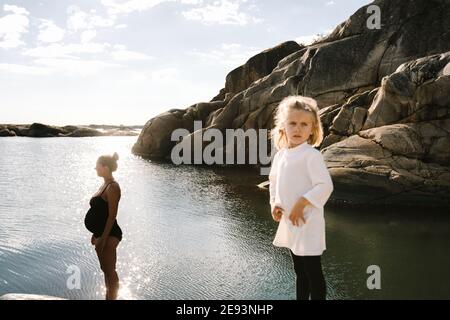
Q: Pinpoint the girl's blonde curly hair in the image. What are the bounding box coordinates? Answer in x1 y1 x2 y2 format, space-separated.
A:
271 95 323 150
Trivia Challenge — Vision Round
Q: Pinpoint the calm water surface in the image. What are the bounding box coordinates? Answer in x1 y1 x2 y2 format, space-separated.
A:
0 137 449 299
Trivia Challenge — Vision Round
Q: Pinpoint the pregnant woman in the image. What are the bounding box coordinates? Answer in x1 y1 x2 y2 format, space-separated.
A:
84 152 123 300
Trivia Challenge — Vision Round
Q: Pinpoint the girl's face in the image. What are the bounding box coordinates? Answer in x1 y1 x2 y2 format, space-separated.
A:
283 109 314 148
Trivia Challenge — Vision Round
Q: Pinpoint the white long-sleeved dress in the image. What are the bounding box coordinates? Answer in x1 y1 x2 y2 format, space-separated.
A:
269 141 334 256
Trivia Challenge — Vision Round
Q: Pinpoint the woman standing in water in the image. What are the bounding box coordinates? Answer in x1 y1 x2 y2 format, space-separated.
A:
84 152 122 300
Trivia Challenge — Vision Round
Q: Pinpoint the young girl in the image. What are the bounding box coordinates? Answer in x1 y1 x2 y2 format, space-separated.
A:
269 95 334 300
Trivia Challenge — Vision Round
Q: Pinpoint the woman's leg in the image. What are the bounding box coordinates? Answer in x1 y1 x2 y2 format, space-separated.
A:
104 237 120 300
290 250 310 300
93 237 109 298
96 236 120 300
95 238 107 299
303 255 326 300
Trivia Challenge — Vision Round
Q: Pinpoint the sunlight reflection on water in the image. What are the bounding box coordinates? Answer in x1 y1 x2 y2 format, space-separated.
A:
0 136 449 300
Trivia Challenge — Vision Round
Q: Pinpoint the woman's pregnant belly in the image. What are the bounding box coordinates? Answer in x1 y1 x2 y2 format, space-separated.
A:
84 209 107 235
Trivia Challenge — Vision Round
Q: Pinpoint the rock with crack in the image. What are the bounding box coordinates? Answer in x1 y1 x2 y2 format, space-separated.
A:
363 51 450 129
320 51 450 207
134 0 450 160
132 0 450 207
322 119 450 207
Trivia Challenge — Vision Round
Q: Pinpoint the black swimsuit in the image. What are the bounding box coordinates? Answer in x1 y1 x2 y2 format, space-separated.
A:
84 181 122 241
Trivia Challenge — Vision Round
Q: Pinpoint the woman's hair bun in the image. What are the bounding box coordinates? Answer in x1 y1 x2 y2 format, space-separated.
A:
113 152 119 161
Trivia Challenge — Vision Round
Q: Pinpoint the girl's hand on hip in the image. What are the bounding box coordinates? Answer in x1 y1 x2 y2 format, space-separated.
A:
272 205 284 222
289 205 306 226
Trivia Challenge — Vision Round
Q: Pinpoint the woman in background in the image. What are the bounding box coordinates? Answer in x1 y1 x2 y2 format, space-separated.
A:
84 152 122 300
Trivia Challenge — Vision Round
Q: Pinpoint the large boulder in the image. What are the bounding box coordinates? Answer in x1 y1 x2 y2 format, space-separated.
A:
320 51 450 206
27 123 66 138
0 126 16 136
3 124 29 136
211 41 303 102
135 0 450 158
133 0 450 207
363 52 450 129
132 105 225 158
323 121 450 207
64 127 104 137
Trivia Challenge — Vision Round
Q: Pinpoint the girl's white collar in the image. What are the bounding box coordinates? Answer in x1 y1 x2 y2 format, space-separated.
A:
284 141 310 155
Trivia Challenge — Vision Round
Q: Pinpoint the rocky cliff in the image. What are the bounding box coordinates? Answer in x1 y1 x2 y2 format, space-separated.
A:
133 0 450 207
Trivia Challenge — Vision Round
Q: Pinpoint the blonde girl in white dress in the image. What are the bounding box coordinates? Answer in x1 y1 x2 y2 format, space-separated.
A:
269 95 334 300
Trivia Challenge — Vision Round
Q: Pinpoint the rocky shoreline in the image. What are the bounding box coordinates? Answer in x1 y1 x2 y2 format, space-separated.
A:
132 0 450 208
0 123 142 137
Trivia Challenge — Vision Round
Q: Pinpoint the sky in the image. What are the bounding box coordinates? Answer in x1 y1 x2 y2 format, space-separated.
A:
0 0 370 126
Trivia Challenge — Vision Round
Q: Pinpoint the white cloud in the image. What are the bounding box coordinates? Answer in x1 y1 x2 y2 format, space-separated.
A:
21 41 154 72
99 0 206 16
22 42 111 59
80 30 97 43
0 62 50 75
3 4 29 16
66 5 115 32
182 0 261 25
114 23 127 29
189 42 261 68
325 1 335 6
37 19 65 43
33 58 122 76
111 47 155 61
0 4 30 48
100 0 175 15
22 41 154 62
180 0 203 4
295 34 316 46
295 28 334 45
149 67 179 83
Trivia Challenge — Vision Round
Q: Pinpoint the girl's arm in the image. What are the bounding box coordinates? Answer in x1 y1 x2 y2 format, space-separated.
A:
269 151 282 212
269 174 277 213
294 196 312 208
301 151 334 209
